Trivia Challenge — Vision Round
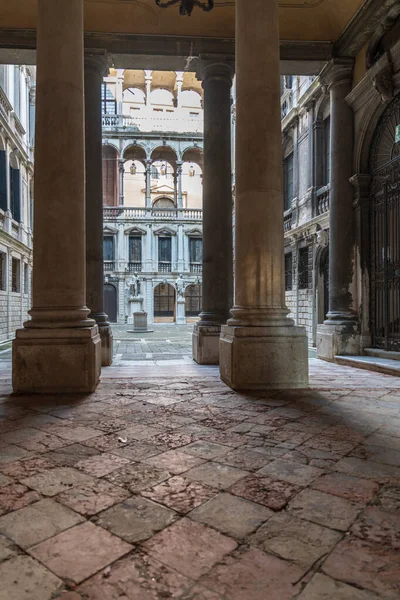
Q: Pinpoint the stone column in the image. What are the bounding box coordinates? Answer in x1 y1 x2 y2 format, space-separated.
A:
220 0 308 389
145 71 152 106
118 159 124 205
176 160 183 209
13 0 101 393
316 59 360 360
145 159 152 212
176 72 184 107
84 52 113 367
193 61 234 365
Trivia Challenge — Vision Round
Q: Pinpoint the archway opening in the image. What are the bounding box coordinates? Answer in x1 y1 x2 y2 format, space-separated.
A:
185 284 202 321
154 282 176 323
104 283 118 323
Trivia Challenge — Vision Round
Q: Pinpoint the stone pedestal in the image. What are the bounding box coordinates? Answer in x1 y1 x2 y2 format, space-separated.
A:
220 0 308 390
13 327 101 393
176 299 186 325
193 62 234 364
220 325 308 390
317 323 361 362
12 0 101 393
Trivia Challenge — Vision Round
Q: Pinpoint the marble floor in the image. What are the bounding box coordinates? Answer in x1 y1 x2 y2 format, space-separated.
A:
0 360 400 599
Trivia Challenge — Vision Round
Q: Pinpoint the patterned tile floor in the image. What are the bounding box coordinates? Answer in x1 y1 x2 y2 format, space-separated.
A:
0 359 400 598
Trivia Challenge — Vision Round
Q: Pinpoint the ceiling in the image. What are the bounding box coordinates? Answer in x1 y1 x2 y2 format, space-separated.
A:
0 0 367 43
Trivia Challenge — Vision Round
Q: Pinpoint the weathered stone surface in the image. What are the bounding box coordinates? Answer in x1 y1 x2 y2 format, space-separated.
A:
183 440 231 460
21 467 93 496
0 483 41 516
143 476 217 514
335 457 400 483
0 444 32 464
56 479 130 516
110 440 168 461
96 496 177 543
143 518 237 580
78 550 193 599
44 443 99 467
218 447 272 471
351 506 400 548
199 546 303 600
312 472 380 503
0 498 84 548
230 474 300 510
104 462 170 492
144 449 205 474
190 492 272 539
0 473 12 487
185 461 249 490
0 533 19 562
258 459 324 487
351 444 400 467
249 511 341 567
0 456 55 479
150 431 198 449
75 453 129 477
298 573 380 599
29 521 132 585
323 537 400 599
289 488 361 531
0 555 63 600
375 485 400 513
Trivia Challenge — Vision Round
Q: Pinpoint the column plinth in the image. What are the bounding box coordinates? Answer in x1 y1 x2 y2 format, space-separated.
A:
219 0 308 389
193 61 234 365
85 51 113 366
13 0 101 393
316 59 360 361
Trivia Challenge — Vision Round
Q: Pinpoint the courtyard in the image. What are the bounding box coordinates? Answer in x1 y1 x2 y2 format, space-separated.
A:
0 350 400 599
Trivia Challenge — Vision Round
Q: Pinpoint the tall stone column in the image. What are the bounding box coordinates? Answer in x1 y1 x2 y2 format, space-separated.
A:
220 0 308 389
118 159 125 205
145 159 152 211
85 52 113 367
316 59 360 360
176 160 183 209
193 61 234 365
13 0 101 393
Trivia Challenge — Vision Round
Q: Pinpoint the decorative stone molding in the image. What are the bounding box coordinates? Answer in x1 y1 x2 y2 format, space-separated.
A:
370 60 394 103
316 228 329 248
196 60 234 86
124 226 147 236
320 58 354 89
84 50 109 78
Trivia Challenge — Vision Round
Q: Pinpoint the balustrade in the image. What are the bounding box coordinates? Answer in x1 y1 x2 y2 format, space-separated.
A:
284 212 292 232
102 113 203 134
316 186 330 215
190 263 202 274
103 207 203 221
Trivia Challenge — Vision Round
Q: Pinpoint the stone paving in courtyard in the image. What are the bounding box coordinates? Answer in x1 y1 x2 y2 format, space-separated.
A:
0 362 400 598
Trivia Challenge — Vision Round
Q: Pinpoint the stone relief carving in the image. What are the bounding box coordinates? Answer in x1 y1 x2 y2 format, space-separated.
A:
176 274 186 298
316 229 329 248
371 64 394 104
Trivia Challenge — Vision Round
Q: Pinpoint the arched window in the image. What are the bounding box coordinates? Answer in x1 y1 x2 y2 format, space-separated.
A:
181 90 202 108
151 88 174 107
153 197 175 209
185 284 202 317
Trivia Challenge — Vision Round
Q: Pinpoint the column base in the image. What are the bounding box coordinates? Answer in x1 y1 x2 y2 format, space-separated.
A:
220 325 309 390
99 324 113 367
316 322 361 362
12 326 101 394
193 324 221 365
176 300 186 325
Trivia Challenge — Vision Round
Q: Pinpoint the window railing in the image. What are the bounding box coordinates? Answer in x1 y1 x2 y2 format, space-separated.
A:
128 262 142 273
284 212 292 233
190 263 202 274
159 262 172 273
102 113 203 134
316 185 330 215
104 261 115 271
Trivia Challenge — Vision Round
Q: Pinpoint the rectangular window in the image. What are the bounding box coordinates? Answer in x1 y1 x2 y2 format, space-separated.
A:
101 83 117 115
189 238 203 264
0 252 6 291
0 151 6 212
285 253 293 291
24 263 29 294
10 167 21 222
283 153 294 211
158 237 172 263
129 236 142 263
323 117 331 186
103 236 114 261
11 257 20 293
298 247 309 290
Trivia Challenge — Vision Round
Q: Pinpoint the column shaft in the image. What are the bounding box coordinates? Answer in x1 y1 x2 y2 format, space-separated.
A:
193 62 233 365
145 160 152 211
85 53 113 366
119 160 124 205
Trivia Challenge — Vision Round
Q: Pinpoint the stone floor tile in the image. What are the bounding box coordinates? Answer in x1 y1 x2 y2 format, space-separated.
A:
144 449 205 475
78 550 193 599
0 482 41 516
351 506 400 548
44 443 99 467
302 435 358 456
110 440 168 461
298 573 380 599
0 555 63 600
44 425 103 443
258 459 324 487
375 485 400 513
96 495 177 543
0 444 32 464
182 440 231 460
0 456 56 479
0 473 12 486
75 453 129 477
179 585 224 600
249 511 342 567
82 433 132 452
351 444 400 467
115 423 163 441
53 593 82 600
88 416 131 434
0 533 19 562
0 498 84 548
143 517 237 580
335 456 400 483
21 467 93 496
189 492 272 539
149 431 198 449
230 474 300 510
185 461 250 490
1 428 68 453
56 478 130 516
289 488 361 531
217 447 272 471
200 431 248 448
29 521 132 585
312 472 380 503
322 536 400 599
142 475 217 514
104 462 170 492
199 546 303 600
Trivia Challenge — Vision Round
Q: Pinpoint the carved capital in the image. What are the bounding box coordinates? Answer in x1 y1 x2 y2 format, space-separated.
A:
196 60 234 86
320 58 354 90
84 50 109 78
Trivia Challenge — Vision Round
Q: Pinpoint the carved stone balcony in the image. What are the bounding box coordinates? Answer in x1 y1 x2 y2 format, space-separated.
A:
316 185 330 215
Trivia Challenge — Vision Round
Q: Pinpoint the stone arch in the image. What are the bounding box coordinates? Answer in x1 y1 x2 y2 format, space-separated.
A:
104 282 118 323
153 196 176 209
182 147 204 170
153 282 176 321
123 144 147 165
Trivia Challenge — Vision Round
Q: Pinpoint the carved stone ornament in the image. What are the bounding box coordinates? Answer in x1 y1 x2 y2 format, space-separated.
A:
155 0 213 17
316 229 329 248
372 64 394 104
